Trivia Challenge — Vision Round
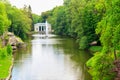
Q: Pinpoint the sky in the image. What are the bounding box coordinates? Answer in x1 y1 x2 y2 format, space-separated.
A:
9 0 63 15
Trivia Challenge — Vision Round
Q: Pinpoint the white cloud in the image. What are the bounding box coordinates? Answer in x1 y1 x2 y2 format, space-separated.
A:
9 0 63 15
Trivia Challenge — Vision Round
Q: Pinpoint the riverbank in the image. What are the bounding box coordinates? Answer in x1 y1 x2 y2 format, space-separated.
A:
5 58 13 80
0 32 24 80
0 54 13 80
0 57 13 80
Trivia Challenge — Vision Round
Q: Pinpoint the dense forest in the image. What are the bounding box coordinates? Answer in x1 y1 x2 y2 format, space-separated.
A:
0 0 120 79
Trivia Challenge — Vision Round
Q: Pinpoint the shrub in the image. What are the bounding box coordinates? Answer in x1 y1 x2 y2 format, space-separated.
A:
6 44 12 56
0 48 7 59
79 36 89 49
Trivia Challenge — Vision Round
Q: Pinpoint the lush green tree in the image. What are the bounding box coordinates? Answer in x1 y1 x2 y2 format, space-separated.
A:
32 14 40 24
40 10 52 22
64 0 102 49
22 5 34 31
51 6 68 35
0 2 33 40
87 0 120 79
7 6 32 40
0 2 10 35
87 52 115 80
63 0 77 37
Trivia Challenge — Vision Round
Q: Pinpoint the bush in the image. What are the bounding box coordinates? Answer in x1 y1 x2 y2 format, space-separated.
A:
79 36 89 49
0 48 7 59
89 46 102 52
0 45 12 59
86 52 115 80
6 44 12 55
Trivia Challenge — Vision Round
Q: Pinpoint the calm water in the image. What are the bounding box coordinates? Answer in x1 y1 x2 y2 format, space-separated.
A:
12 34 92 80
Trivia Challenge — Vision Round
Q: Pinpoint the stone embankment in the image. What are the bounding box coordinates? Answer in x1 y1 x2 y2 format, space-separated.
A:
7 32 24 51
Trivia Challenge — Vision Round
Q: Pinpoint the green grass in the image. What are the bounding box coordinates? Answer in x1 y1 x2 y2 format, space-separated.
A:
0 57 12 79
89 46 102 52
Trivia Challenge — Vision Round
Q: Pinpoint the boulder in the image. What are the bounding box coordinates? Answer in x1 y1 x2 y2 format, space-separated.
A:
7 32 24 50
90 41 97 46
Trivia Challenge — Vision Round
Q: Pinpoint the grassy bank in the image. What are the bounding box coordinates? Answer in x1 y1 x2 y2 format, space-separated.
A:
89 46 102 53
0 44 12 79
0 57 12 79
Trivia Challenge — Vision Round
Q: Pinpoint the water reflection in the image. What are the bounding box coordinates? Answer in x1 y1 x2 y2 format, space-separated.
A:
12 35 92 80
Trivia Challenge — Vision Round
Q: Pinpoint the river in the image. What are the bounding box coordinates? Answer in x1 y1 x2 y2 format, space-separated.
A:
11 34 92 80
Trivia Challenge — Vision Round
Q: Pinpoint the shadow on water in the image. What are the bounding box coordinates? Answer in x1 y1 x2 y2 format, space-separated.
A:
12 34 92 80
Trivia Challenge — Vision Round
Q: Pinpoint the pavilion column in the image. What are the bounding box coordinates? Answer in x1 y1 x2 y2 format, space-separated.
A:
40 26 42 31
44 26 46 31
38 26 39 31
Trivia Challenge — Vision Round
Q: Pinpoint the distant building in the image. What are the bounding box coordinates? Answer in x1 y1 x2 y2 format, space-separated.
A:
34 21 51 36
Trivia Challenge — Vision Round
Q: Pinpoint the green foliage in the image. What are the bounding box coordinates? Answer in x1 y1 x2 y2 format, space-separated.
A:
86 52 115 80
0 48 7 59
32 14 40 24
87 0 120 79
23 5 34 31
79 36 88 49
6 44 12 55
89 46 102 52
52 6 68 35
0 45 12 59
0 1 32 40
0 40 12 79
6 5 32 40
0 39 12 79
0 57 12 79
40 11 52 22
0 2 11 35
96 0 120 52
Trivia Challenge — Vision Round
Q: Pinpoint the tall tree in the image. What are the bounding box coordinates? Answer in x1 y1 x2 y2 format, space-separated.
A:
32 14 40 24
23 5 33 31
7 6 32 40
87 0 120 79
0 2 10 35
28 5 34 31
